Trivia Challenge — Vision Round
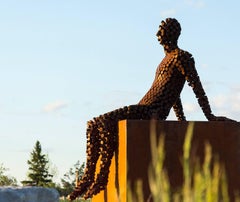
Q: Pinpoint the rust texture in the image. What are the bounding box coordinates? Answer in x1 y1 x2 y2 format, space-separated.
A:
68 18 234 200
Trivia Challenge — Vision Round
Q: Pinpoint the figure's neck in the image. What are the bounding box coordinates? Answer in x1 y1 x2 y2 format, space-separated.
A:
163 44 179 53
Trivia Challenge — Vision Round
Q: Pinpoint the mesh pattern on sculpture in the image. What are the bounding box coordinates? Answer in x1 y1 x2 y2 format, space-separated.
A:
68 18 217 200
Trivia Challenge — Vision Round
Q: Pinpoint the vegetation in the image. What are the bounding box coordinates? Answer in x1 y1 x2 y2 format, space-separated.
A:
58 160 85 197
3 123 240 202
0 139 86 199
13 139 86 197
128 122 239 202
59 199 91 202
0 163 17 186
21 140 53 187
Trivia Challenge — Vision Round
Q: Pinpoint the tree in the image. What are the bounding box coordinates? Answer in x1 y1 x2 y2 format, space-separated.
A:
58 161 85 197
0 164 17 186
22 140 53 187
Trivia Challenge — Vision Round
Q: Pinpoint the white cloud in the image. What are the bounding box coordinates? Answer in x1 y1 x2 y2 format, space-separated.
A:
160 9 177 18
43 101 68 113
212 95 227 108
229 94 240 114
183 103 198 113
210 91 240 120
184 0 205 8
177 85 240 120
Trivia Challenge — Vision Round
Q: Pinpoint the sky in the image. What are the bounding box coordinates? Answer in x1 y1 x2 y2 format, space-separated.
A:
1 0 240 184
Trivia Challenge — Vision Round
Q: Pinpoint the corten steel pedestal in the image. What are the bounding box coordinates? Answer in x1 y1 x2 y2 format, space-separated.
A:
92 120 240 202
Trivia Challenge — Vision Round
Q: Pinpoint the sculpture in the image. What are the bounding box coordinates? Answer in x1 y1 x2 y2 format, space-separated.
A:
68 18 233 200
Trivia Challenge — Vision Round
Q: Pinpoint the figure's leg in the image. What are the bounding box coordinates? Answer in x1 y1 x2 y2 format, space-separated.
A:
84 105 152 198
68 119 101 200
84 117 117 198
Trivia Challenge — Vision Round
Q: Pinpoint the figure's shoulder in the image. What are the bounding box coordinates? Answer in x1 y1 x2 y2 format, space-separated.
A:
175 49 195 73
177 49 194 60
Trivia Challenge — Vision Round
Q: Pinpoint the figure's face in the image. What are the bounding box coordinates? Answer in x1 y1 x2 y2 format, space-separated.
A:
156 21 167 45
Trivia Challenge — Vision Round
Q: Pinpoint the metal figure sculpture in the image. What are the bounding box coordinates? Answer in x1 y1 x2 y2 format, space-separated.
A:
68 18 233 200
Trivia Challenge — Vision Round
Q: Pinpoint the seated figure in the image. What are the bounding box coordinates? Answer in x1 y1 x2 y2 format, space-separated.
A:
69 18 233 200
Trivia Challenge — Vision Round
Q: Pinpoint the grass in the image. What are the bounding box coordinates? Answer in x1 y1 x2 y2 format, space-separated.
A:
128 122 239 202
62 122 239 202
60 199 91 202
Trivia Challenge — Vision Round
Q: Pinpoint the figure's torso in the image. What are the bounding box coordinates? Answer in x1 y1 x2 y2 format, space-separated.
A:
138 49 189 117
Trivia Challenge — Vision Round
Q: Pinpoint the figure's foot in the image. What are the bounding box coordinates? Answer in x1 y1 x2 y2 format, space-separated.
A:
67 192 78 201
84 183 104 199
68 180 92 200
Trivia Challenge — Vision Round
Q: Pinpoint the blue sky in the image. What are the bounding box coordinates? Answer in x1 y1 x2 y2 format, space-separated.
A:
1 0 240 183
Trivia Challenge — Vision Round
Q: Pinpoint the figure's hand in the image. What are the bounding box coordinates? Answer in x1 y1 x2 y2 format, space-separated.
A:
209 115 236 122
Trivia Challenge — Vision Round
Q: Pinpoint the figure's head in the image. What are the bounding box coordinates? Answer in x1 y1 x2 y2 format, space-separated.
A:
156 18 181 47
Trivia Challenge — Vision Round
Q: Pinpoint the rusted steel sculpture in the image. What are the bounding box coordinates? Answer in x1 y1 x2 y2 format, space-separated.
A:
68 18 233 200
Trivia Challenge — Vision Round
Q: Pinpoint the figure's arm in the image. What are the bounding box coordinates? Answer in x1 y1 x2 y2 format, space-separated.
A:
178 52 234 121
184 55 214 120
172 96 186 121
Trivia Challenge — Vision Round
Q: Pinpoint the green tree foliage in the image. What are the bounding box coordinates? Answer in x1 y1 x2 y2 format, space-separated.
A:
22 140 53 187
58 161 85 197
0 164 17 186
